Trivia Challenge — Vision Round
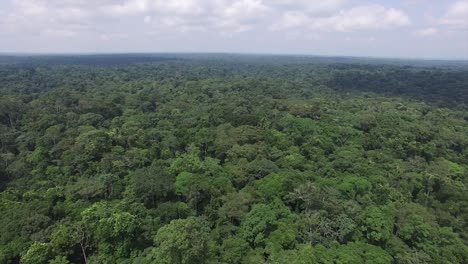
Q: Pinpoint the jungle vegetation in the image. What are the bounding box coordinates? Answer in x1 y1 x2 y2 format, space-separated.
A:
0 54 468 264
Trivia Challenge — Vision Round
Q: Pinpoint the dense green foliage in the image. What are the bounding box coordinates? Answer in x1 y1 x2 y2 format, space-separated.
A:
1 55 468 263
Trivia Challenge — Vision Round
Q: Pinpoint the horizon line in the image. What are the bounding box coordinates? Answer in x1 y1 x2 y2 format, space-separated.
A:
0 51 468 62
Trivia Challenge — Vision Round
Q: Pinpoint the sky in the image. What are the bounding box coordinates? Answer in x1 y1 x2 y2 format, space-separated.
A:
0 0 467 59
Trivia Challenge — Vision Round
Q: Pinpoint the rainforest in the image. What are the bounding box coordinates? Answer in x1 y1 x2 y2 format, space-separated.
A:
0 54 468 264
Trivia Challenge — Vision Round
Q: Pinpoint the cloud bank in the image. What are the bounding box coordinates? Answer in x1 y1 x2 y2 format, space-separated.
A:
0 0 466 58
1 0 412 37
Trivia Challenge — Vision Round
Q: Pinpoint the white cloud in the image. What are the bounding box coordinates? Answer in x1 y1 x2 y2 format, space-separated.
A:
440 0 468 28
1 0 94 36
0 0 411 39
414 27 438 36
270 0 347 14
105 0 149 16
221 0 268 21
270 11 310 31
272 5 411 32
215 0 269 33
2 0 270 36
313 5 410 32
153 0 206 16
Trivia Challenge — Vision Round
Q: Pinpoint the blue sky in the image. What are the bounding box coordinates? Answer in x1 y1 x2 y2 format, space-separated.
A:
0 0 467 59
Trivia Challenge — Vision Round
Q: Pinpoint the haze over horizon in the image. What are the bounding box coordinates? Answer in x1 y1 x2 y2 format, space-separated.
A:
1 0 467 59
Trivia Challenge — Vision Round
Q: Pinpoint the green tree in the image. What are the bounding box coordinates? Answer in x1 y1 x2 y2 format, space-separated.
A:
150 217 211 264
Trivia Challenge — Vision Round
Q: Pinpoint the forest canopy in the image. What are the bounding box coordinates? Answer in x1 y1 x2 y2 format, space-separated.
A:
0 54 467 264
